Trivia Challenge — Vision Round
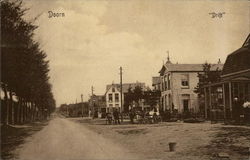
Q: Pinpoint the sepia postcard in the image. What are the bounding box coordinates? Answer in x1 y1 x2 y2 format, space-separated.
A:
1 0 250 160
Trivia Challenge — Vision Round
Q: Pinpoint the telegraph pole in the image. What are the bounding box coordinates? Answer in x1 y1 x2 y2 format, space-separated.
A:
81 94 83 117
91 86 94 118
119 67 123 113
91 86 94 96
67 105 69 117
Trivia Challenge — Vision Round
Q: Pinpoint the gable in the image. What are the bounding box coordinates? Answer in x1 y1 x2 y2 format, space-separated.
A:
159 65 166 76
106 85 119 94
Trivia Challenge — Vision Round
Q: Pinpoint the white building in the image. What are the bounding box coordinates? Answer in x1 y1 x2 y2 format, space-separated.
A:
105 82 146 113
158 57 223 113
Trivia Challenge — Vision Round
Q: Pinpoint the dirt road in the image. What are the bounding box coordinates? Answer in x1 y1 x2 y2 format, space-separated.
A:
15 117 139 160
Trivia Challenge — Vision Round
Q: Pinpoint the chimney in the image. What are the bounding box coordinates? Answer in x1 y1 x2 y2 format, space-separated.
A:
218 58 221 64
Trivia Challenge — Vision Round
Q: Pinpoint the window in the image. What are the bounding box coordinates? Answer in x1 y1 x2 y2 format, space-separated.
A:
181 74 189 88
109 104 113 107
164 75 168 90
112 87 115 92
108 94 113 102
115 104 119 107
168 74 171 89
161 78 164 91
115 93 119 102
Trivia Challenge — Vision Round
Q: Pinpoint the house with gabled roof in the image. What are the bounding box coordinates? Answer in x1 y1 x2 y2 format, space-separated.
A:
158 55 223 114
203 34 250 120
105 82 146 113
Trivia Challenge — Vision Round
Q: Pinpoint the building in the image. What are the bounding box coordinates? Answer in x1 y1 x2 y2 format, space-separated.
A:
89 95 106 118
203 34 250 120
105 82 146 113
152 76 161 91
59 102 89 117
158 56 223 114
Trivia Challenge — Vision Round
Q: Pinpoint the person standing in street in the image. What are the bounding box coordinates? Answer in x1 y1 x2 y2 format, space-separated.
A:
129 108 135 124
113 108 120 124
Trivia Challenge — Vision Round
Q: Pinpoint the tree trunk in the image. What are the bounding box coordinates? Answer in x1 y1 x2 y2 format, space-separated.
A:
3 84 9 125
33 103 37 121
34 106 37 121
28 102 31 122
17 98 20 124
9 90 14 125
20 98 24 124
14 102 18 124
30 102 34 121
24 100 27 123
26 102 30 122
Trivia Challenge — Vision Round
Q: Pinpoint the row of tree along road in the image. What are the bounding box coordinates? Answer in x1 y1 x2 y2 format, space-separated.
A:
1 0 56 125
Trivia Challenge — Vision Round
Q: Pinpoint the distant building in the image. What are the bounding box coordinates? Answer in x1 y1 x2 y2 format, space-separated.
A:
203 34 250 120
89 95 106 118
105 82 146 113
158 55 223 113
152 76 161 91
59 102 89 117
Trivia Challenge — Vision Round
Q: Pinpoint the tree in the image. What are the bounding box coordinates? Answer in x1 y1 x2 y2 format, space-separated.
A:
144 89 161 108
124 86 161 111
195 62 221 96
124 85 144 109
1 0 56 124
133 86 143 106
124 86 133 112
194 62 222 116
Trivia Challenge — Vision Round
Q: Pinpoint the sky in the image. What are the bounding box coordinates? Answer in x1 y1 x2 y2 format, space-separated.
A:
22 0 250 106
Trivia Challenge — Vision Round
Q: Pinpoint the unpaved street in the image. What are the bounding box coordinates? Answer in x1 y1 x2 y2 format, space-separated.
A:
10 116 250 160
15 116 139 160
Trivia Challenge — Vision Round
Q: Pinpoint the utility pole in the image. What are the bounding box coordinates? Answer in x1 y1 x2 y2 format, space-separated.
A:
67 105 69 117
81 94 83 117
91 86 94 96
119 67 123 113
91 86 94 118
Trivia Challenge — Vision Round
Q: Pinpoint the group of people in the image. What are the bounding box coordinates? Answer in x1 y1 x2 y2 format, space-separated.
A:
105 106 173 125
129 107 160 124
106 108 121 124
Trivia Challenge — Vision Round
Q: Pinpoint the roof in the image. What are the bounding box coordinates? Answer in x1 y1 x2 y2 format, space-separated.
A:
106 82 146 94
222 34 250 76
159 63 223 75
152 77 161 86
91 94 105 99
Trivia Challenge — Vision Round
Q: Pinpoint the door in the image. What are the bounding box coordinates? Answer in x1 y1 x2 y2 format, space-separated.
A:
183 100 189 112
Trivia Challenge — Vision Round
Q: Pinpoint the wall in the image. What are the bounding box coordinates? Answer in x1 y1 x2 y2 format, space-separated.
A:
105 86 124 112
161 71 199 113
171 72 199 113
